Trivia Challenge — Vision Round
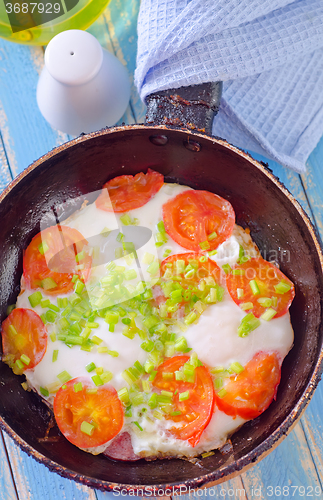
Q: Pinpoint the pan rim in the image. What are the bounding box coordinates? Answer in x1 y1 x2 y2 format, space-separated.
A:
1 124 323 493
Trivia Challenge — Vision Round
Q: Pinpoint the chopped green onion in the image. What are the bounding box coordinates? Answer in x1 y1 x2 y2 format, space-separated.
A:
80 421 95 436
6 305 15 316
39 386 49 397
148 370 157 382
86 322 99 329
50 332 56 342
91 335 103 345
237 313 260 337
163 249 172 258
208 231 217 241
179 391 189 401
49 303 60 312
260 308 277 321
75 250 85 263
91 374 104 386
52 350 59 362
15 359 24 371
107 350 119 357
28 291 42 308
41 278 57 290
157 220 166 233
38 241 49 255
257 297 272 308
148 393 158 409
74 382 83 392
208 249 218 257
274 280 291 294
57 297 68 309
124 269 137 280
74 280 85 295
232 269 245 276
143 252 154 264
217 388 227 398
20 354 30 366
45 310 57 323
184 311 197 325
8 324 18 336
118 387 130 404
237 288 244 299
240 302 254 311
57 370 72 383
249 280 260 295
230 361 244 374
199 240 210 251
40 299 51 308
147 261 159 276
120 213 132 225
222 264 232 275
101 371 113 383
214 377 223 389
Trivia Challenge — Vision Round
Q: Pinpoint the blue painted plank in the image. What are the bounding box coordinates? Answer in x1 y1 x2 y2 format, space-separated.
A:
0 41 70 177
3 433 97 500
0 431 19 500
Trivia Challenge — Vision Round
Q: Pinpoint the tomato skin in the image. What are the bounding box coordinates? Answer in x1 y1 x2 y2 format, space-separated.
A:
95 168 164 213
23 225 92 295
214 352 281 420
153 356 214 447
226 257 295 318
1 308 48 374
54 377 124 449
162 190 235 251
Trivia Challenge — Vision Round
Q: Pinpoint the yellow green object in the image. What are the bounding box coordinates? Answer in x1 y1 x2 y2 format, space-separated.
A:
0 0 110 45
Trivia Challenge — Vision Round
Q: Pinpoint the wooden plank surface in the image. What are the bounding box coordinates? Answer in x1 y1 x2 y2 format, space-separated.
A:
0 0 323 498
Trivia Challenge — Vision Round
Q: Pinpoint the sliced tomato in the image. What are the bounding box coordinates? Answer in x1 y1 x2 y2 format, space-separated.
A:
95 169 164 213
54 377 124 449
152 356 214 447
23 225 92 295
226 257 295 318
162 190 235 251
155 253 223 320
1 308 48 374
214 351 281 420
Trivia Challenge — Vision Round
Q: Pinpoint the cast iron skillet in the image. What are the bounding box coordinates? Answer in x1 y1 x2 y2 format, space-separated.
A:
0 82 323 494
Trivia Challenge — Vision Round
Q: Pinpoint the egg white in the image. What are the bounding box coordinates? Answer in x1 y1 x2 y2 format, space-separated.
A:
16 182 294 458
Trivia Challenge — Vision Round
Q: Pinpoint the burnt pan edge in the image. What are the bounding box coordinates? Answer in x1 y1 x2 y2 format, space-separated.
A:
0 124 323 493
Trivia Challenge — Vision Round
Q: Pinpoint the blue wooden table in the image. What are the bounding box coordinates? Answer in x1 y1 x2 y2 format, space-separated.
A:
1 1 323 499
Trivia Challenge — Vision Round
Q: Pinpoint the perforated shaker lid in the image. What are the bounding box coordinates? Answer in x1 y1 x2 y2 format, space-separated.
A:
45 29 103 86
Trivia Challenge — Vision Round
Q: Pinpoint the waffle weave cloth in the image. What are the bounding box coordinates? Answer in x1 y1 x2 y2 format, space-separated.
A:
135 0 323 172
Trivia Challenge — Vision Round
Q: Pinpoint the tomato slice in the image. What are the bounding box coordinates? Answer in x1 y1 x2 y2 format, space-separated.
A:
95 168 164 213
1 308 48 374
54 377 124 449
23 225 92 295
152 356 214 447
155 253 223 321
214 351 281 420
226 257 295 318
162 190 235 251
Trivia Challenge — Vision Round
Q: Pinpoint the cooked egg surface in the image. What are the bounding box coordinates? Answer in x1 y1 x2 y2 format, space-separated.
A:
16 182 294 458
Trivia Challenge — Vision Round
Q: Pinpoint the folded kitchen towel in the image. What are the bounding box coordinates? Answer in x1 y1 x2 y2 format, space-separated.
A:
135 0 323 173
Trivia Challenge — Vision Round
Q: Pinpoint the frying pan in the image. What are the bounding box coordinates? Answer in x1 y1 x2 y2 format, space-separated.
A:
0 81 323 494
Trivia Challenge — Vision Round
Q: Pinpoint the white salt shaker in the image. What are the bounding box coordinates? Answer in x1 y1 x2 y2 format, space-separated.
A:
37 30 131 136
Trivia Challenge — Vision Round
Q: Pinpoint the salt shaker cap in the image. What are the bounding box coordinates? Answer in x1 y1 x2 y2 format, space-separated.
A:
45 29 103 86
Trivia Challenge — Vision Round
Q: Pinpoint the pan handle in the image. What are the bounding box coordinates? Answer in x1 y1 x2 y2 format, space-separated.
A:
145 82 223 135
